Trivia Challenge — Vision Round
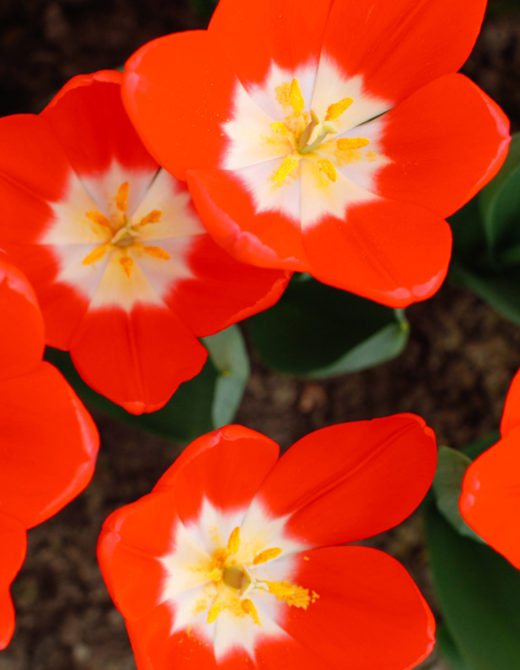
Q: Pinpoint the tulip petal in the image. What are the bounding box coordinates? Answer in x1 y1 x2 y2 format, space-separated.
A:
0 259 44 380
0 361 98 528
321 0 486 105
124 31 237 180
0 515 26 651
70 304 208 414
253 415 437 546
257 546 435 670
302 197 452 307
42 70 158 177
500 369 520 436
460 426 520 569
375 74 510 217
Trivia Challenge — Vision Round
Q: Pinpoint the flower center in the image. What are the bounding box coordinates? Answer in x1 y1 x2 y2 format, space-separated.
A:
269 77 371 186
81 181 170 278
201 526 318 627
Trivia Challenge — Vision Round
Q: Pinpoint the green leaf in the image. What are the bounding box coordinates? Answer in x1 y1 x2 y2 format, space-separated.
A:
480 133 520 251
437 624 472 670
462 430 500 460
424 498 520 670
246 275 409 377
432 446 484 543
45 325 249 443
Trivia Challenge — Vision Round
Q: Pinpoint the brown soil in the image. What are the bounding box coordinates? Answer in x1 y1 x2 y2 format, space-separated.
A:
1 2 520 668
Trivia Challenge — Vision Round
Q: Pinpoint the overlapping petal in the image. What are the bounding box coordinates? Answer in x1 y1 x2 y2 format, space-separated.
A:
0 71 290 413
0 516 26 650
98 419 436 669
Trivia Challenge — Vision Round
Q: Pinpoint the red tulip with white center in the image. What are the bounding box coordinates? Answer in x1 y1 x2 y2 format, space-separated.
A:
0 257 99 649
0 70 290 414
98 417 437 669
460 369 520 568
123 0 510 307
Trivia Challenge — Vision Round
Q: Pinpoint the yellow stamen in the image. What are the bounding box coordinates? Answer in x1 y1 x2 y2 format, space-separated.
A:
266 580 319 609
271 155 299 184
227 527 241 555
325 97 353 121
270 121 292 137
241 599 261 625
207 599 222 624
119 255 134 278
82 244 109 266
85 210 112 230
318 159 338 182
116 182 130 212
207 567 222 582
252 547 283 565
135 210 162 228
143 245 170 260
212 548 228 566
337 137 370 151
289 78 305 116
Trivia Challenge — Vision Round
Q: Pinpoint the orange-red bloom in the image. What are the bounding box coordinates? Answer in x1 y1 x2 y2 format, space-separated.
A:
0 70 289 414
123 0 510 308
460 370 520 568
98 417 436 669
0 257 99 649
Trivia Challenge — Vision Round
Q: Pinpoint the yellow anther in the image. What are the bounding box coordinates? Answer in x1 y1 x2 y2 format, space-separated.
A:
82 244 109 266
207 567 222 582
116 182 130 212
266 580 319 609
135 210 162 228
325 97 354 121
270 121 292 137
252 547 283 565
289 78 305 116
85 210 112 230
337 137 370 151
143 245 171 260
271 155 299 184
241 599 261 626
212 548 228 566
318 159 338 182
207 599 222 624
227 527 241 555
119 255 134 278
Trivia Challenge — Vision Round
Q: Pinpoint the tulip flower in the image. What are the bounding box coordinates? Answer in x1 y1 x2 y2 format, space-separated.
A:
98 417 437 669
0 70 289 414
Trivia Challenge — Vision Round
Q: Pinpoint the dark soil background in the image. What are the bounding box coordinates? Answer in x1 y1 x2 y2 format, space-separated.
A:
1 1 520 668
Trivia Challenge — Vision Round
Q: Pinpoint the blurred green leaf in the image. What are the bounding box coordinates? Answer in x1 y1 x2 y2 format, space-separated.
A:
480 134 520 251
432 446 484 543
424 498 520 670
437 624 471 670
45 325 249 443
246 275 408 377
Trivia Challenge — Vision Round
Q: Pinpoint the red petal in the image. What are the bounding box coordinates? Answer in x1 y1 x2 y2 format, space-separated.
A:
0 362 99 528
1 242 89 350
321 0 486 105
259 547 435 670
124 31 236 180
500 369 520 436
169 234 290 337
41 70 157 176
0 114 70 203
460 427 520 569
209 0 332 86
70 304 208 414
126 604 218 670
377 74 510 217
255 415 436 546
98 491 176 621
0 515 26 651
0 258 44 380
302 198 452 307
187 168 309 271
154 425 280 518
